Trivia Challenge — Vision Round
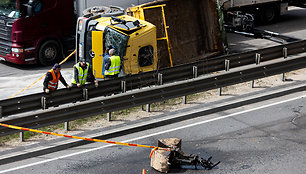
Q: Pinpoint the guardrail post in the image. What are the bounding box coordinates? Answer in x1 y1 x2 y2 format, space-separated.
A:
251 80 255 88
41 96 47 110
83 88 89 100
251 53 261 88
146 104 151 112
281 73 286 82
20 131 24 142
182 96 187 104
221 60 230 95
218 88 222 96
187 65 196 103
225 59 230 71
281 47 287 81
283 47 287 59
121 80 126 93
65 121 69 131
158 73 163 85
107 112 111 121
193 66 198 78
0 106 2 118
255 53 261 65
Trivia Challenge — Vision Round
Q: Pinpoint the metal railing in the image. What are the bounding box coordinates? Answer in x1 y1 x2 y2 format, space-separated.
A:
0 40 305 118
0 54 306 137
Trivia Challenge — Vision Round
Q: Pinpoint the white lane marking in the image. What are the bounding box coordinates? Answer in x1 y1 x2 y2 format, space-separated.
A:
1 94 305 173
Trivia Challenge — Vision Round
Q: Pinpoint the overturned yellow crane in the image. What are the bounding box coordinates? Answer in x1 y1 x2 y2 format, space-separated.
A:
76 0 225 79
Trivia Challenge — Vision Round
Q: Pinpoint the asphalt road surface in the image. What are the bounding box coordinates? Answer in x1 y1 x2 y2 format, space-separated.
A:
0 88 305 173
0 7 306 100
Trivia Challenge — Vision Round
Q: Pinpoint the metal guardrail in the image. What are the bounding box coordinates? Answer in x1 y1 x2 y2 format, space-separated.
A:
0 40 306 118
0 55 306 137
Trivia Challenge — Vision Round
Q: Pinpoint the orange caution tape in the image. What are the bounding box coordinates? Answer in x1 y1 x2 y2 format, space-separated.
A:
8 50 76 99
149 147 159 158
0 123 170 151
58 50 76 65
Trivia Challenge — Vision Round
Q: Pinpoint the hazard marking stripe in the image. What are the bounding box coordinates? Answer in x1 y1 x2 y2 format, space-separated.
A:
0 123 170 151
128 143 138 147
149 147 159 158
42 131 51 135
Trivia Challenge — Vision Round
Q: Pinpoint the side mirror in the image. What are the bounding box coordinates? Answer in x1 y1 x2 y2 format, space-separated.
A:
24 0 41 17
26 5 33 17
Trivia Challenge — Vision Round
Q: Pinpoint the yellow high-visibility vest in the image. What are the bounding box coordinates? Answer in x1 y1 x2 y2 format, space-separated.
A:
105 56 120 76
71 63 89 84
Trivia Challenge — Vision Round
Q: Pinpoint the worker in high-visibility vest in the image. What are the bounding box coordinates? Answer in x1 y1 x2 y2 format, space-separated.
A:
104 48 121 79
102 46 113 77
43 63 70 93
71 60 98 88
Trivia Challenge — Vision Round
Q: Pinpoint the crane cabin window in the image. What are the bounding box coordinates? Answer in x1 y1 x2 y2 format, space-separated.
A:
138 46 153 67
103 27 129 59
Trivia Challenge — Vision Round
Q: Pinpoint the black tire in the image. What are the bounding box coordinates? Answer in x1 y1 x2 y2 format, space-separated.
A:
261 4 279 24
38 40 62 66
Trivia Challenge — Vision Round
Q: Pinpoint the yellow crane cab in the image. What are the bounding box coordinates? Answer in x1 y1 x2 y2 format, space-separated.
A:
76 15 157 79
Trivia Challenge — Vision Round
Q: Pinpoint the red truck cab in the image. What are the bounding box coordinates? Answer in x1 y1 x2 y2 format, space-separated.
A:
0 0 74 65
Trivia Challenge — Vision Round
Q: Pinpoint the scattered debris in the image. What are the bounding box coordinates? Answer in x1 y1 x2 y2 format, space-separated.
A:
150 138 220 173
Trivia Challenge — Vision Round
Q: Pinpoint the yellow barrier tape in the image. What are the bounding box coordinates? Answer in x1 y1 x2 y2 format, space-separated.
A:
8 50 76 99
0 123 170 152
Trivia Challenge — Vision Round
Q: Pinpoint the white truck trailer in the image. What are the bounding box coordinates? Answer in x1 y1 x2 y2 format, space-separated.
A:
221 0 289 24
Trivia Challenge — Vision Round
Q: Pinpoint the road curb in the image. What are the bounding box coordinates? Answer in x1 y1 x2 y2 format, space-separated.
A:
0 81 305 165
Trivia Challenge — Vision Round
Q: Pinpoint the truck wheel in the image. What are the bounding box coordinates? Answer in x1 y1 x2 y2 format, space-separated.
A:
261 4 279 24
38 40 62 66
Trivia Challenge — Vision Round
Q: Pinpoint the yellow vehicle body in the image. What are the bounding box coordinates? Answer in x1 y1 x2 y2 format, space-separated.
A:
77 0 224 78
90 15 157 79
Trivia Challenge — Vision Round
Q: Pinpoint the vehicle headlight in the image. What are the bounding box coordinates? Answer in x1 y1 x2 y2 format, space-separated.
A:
11 47 24 53
78 19 83 31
